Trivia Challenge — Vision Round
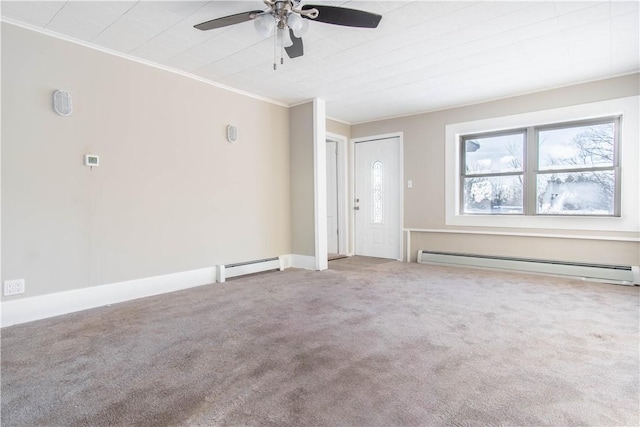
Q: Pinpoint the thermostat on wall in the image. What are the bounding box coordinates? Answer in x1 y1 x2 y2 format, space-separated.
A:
84 154 99 167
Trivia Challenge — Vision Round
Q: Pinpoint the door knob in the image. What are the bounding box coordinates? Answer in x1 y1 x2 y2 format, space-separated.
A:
354 206 360 210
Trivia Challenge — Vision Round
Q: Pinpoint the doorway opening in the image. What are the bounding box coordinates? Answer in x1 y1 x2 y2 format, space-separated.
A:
326 133 348 262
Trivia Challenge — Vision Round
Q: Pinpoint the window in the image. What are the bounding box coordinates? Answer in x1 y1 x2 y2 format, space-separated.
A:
371 161 383 223
460 117 620 217
445 96 637 232
461 130 525 214
536 119 618 216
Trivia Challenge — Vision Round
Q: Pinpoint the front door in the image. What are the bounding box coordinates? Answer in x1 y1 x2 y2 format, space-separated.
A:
354 137 401 259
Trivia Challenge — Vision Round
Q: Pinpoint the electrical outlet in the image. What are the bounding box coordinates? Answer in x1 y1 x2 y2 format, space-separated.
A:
4 279 25 296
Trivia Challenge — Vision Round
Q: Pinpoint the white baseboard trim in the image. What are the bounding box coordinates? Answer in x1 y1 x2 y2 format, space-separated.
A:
285 254 317 270
1 254 320 327
0 266 218 328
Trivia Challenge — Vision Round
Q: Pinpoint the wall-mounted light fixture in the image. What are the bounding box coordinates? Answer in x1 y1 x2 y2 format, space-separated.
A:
52 90 73 116
226 125 238 143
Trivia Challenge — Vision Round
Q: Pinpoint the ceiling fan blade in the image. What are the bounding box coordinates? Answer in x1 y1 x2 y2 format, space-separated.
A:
194 10 263 31
285 29 304 59
301 5 382 28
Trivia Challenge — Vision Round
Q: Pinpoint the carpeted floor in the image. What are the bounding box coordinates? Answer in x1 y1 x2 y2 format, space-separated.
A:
1 258 638 426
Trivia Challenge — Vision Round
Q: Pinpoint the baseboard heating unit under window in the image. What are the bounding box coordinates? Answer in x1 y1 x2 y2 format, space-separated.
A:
417 250 639 285
218 257 284 283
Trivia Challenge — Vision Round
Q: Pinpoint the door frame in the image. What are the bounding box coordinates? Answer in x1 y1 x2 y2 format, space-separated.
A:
350 132 404 261
327 132 349 256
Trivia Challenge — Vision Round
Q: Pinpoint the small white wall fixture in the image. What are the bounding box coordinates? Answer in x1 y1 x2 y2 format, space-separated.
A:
226 124 238 143
84 154 99 167
52 89 73 116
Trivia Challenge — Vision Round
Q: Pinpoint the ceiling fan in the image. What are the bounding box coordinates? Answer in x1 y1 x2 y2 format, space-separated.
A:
194 0 382 68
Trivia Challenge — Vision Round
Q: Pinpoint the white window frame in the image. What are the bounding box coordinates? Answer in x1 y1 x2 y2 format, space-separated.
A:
445 96 639 233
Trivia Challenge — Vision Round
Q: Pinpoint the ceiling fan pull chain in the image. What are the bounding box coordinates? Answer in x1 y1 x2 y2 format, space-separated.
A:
273 26 277 70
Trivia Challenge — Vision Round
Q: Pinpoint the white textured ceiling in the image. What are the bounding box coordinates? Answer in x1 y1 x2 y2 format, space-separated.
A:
2 1 639 123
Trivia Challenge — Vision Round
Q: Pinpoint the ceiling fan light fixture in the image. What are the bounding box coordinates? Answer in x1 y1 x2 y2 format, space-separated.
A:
287 12 308 37
276 27 294 48
297 18 309 37
254 14 275 38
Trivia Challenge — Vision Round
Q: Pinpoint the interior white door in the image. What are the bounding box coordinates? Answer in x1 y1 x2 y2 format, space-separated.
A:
326 141 339 254
355 137 400 259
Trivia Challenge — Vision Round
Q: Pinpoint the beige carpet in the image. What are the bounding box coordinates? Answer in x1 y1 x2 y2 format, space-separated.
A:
1 258 638 426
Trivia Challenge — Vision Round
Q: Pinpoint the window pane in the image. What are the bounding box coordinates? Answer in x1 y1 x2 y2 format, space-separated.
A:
371 161 383 223
464 133 524 175
537 171 615 215
538 122 614 170
463 175 523 214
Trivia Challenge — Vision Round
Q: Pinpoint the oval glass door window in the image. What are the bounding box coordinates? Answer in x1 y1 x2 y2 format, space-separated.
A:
371 161 383 223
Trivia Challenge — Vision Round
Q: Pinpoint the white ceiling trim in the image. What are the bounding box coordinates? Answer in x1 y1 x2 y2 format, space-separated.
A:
1 17 289 109
289 99 315 108
326 115 351 126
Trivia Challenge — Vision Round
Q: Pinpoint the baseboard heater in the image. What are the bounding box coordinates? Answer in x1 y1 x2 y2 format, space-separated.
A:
417 250 639 285
218 257 284 283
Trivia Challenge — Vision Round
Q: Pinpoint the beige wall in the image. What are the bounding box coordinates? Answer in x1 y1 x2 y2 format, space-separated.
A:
327 118 351 140
352 74 640 265
1 24 291 299
289 102 315 257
